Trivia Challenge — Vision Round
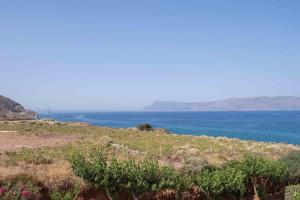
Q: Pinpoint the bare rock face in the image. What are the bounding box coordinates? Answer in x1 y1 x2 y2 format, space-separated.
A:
0 95 36 120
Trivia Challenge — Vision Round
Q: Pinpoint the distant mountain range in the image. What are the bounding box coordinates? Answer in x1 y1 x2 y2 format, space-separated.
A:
0 95 36 120
144 96 300 111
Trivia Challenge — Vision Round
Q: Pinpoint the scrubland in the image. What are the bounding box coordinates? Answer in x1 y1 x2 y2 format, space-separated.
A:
0 120 299 199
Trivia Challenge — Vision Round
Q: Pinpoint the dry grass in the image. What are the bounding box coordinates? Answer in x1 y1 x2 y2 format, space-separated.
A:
0 120 299 186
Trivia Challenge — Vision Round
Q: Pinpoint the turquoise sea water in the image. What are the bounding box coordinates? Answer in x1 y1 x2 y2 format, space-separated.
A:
40 111 300 145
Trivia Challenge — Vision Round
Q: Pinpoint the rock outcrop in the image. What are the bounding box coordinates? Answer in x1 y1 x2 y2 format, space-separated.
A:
0 95 36 120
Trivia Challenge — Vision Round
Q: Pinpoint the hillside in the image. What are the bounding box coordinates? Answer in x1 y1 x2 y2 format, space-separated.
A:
0 121 299 199
0 95 36 120
145 96 300 111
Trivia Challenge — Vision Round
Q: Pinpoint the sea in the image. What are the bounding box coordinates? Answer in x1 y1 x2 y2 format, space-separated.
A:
39 111 300 145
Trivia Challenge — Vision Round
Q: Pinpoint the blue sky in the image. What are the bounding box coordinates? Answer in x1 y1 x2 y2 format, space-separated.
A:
0 0 300 111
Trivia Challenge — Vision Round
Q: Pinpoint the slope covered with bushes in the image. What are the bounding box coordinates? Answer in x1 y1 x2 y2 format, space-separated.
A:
69 150 288 200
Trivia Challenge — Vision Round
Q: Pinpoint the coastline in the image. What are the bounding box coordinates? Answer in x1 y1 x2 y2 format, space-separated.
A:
40 111 300 145
0 119 299 161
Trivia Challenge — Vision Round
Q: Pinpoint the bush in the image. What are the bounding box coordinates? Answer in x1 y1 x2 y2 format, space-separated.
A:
240 154 287 198
69 150 190 199
195 154 288 199
196 165 246 199
285 185 300 200
103 158 138 198
0 175 42 200
103 158 187 198
281 151 300 183
241 154 287 180
69 151 289 199
137 123 153 131
69 150 107 187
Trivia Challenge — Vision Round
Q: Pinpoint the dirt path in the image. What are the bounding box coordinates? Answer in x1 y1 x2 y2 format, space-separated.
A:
0 131 78 151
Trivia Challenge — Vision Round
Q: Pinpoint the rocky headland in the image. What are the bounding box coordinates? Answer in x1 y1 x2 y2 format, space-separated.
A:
0 95 36 120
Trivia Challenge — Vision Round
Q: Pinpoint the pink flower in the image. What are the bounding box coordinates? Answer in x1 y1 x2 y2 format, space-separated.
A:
0 186 5 195
21 189 30 197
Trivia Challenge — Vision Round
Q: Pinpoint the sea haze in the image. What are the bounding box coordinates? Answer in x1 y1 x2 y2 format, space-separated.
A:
40 111 300 145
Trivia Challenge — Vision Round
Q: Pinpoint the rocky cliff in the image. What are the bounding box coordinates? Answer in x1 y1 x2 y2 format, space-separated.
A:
0 95 36 120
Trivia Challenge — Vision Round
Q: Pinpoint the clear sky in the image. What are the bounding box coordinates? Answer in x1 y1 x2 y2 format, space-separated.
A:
0 0 300 111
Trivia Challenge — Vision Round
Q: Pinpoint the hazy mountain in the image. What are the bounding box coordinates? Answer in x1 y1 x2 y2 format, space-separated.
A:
0 95 36 120
144 96 300 111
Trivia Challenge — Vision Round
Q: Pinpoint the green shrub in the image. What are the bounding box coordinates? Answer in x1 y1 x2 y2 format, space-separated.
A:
241 154 288 182
69 151 288 199
196 165 246 199
243 154 287 196
194 154 288 199
69 150 107 187
285 185 300 200
281 151 300 183
137 123 153 131
158 165 189 191
294 192 300 200
241 154 287 198
104 158 138 198
69 150 190 199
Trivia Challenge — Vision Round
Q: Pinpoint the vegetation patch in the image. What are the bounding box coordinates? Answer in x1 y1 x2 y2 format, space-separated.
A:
285 185 300 200
0 121 299 199
0 174 43 200
69 149 190 199
281 151 300 184
69 149 289 200
137 123 153 131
